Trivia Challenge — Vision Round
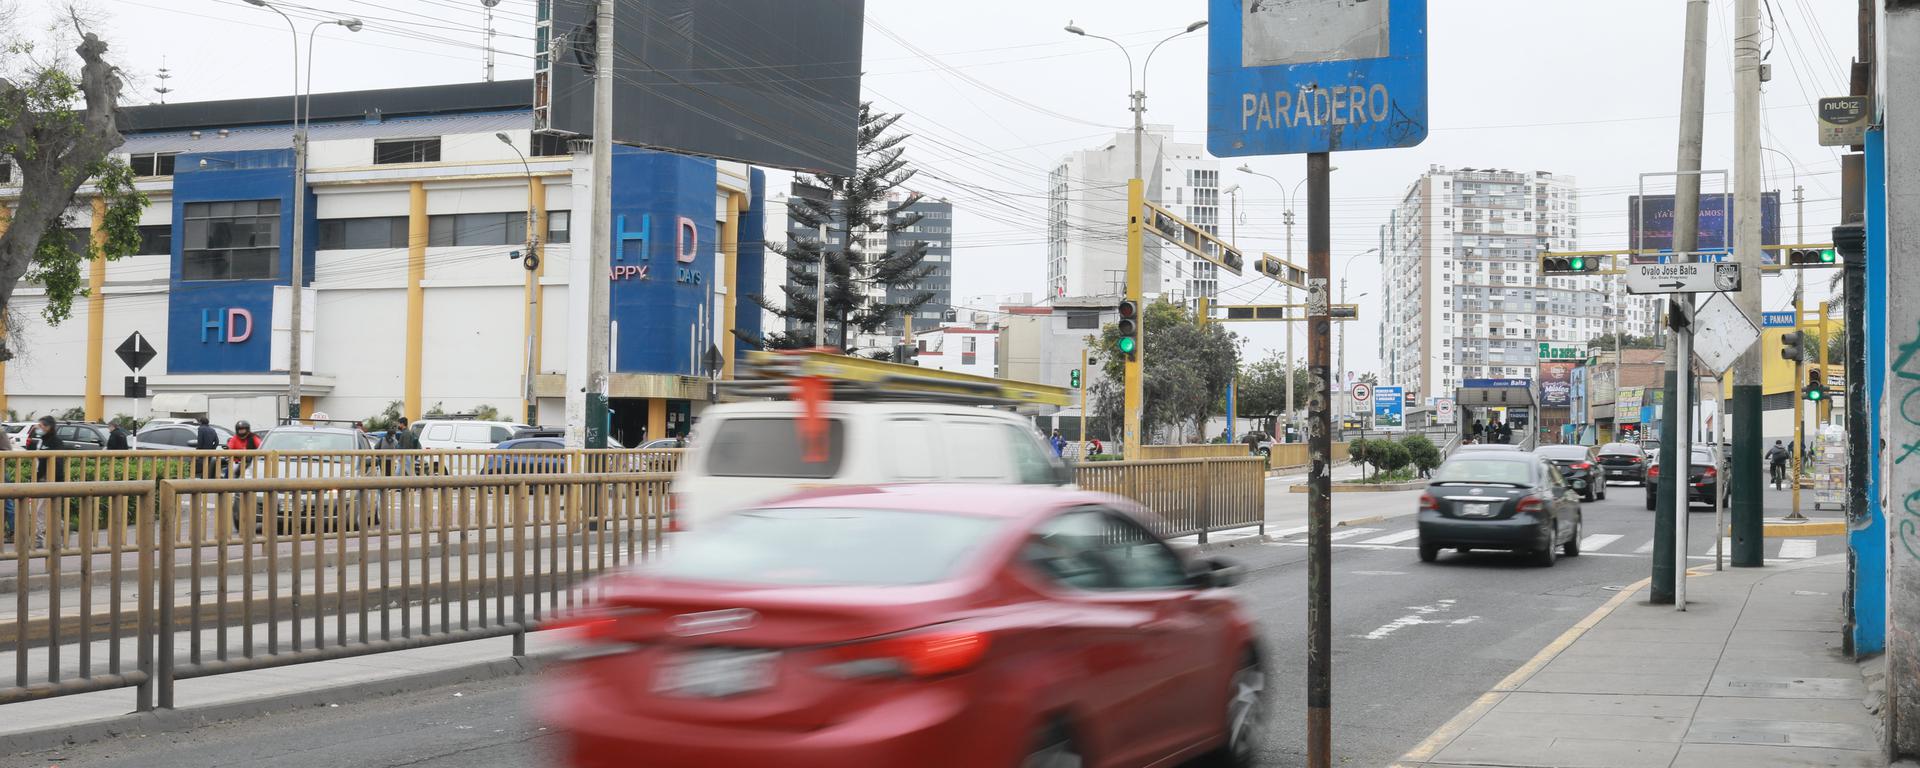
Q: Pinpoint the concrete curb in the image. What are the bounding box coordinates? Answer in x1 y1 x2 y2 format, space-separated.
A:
0 648 565 756
1762 519 1847 537
1335 512 1412 528
1288 481 1428 493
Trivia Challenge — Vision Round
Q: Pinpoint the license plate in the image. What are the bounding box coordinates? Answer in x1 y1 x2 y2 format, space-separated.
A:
655 648 778 698
1461 503 1493 517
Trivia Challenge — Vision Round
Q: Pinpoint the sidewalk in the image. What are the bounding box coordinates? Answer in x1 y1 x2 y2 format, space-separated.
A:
1395 554 1882 767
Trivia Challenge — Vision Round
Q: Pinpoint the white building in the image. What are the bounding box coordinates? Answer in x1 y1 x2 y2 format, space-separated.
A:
913 323 998 378
1380 166 1658 404
1046 127 1220 302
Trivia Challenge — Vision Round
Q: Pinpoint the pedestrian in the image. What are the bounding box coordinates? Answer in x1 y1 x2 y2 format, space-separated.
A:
1766 439 1790 489
106 422 130 451
1048 430 1066 457
1090 438 1103 456
26 416 65 550
194 416 221 478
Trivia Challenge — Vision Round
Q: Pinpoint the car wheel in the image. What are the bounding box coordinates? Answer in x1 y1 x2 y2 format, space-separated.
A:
1418 539 1439 563
1563 519 1581 557
1021 721 1082 768
1532 526 1557 568
1646 493 1657 511
1580 488 1595 502
1202 649 1267 768
1598 485 1607 501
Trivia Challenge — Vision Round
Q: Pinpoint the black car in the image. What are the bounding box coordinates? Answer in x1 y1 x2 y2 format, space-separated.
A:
26 422 115 451
1595 442 1649 486
1534 444 1604 502
1417 452 1584 567
1645 446 1720 510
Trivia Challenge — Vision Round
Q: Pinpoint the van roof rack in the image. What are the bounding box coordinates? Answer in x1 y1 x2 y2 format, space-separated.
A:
727 349 1071 412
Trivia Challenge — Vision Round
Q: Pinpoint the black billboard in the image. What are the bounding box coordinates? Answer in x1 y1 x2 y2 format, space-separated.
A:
542 0 864 176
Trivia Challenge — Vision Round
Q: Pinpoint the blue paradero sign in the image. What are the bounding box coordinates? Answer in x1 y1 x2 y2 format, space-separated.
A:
1207 0 1428 156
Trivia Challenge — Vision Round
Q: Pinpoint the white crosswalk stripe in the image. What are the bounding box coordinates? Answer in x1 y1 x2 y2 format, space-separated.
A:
1273 525 1309 539
1359 530 1421 545
1634 540 1655 554
1578 534 1623 552
1329 527 1381 541
1777 538 1818 559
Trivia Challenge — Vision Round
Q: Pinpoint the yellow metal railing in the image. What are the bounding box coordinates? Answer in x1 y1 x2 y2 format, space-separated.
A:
1074 456 1266 543
0 448 682 485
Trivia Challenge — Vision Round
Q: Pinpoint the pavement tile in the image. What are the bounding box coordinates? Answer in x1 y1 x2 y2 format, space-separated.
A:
1554 639 1724 660
1431 733 1682 768
1468 709 1691 743
1691 695 1880 725
1493 691 1701 719
1667 743 1883 768
1704 674 1865 700
1518 669 1714 697
1684 717 1877 750
1576 627 1730 646
1711 658 1869 680
1530 654 1715 678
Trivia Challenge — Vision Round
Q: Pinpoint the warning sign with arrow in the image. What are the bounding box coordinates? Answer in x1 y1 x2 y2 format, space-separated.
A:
115 332 156 372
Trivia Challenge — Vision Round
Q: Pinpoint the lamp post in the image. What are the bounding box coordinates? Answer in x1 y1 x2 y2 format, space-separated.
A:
1240 165 1333 441
1065 20 1207 180
1339 247 1379 420
244 0 359 422
497 133 540 424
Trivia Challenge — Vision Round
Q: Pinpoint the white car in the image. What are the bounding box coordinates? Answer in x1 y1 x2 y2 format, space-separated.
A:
669 401 1074 532
414 419 531 451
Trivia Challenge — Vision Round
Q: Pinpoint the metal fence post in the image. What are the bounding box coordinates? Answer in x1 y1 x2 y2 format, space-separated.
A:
155 481 176 709
513 482 528 658
1197 459 1212 546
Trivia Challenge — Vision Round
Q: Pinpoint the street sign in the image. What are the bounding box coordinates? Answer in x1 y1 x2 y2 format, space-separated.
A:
1690 294 1761 375
1818 95 1871 147
114 332 156 372
1435 397 1457 425
1351 382 1373 405
1374 386 1405 432
1624 262 1742 295
1207 0 1428 156
1761 311 1797 328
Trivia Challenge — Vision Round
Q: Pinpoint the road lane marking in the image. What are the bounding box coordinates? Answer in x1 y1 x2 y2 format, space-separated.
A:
1360 599 1480 640
1264 540 1793 564
1351 570 1407 576
1633 539 1655 554
1329 527 1380 541
1777 538 1817 559
1359 530 1420 545
1272 525 1309 538
1577 534 1622 552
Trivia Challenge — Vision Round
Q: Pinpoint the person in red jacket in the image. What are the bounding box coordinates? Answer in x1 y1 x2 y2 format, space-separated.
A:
225 421 262 451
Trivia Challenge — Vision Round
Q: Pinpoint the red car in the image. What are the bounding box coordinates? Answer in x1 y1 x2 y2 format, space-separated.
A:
539 484 1266 768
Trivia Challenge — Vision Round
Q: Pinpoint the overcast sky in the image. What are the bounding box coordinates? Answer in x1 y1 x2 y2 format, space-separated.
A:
65 0 1859 376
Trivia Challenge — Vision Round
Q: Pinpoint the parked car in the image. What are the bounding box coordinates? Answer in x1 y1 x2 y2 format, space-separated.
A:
670 401 1072 532
539 484 1265 768
1595 442 1649 486
483 437 568 474
1417 451 1584 566
1454 443 1522 453
1645 446 1721 510
239 425 382 533
1533 444 1604 502
134 422 233 451
3 422 32 450
28 422 116 451
415 419 533 451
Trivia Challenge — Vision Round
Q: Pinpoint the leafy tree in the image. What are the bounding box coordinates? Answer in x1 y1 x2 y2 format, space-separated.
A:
754 103 935 353
1092 301 1239 443
1401 434 1442 475
1234 353 1312 422
1369 440 1410 476
1347 438 1372 478
1355 372 1380 386
0 17 147 361
363 400 405 433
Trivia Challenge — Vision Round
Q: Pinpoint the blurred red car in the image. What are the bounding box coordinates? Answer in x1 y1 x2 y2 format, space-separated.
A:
538 484 1266 768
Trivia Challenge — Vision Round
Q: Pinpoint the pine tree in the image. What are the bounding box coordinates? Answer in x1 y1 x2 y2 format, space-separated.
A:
754 104 936 353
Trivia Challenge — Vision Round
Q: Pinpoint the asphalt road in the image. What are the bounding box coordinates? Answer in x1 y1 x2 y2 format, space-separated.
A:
14 481 1843 768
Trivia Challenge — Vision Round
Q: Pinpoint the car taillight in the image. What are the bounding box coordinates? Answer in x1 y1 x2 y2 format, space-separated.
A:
1419 492 1438 511
1572 462 1592 470
1647 465 1661 479
548 607 629 643
1515 496 1544 514
818 630 990 679
1703 466 1717 478
1628 456 1643 463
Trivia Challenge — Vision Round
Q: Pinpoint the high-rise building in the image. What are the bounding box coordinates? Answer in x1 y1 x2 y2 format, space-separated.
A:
771 185 952 350
1046 127 1220 302
1381 166 1658 405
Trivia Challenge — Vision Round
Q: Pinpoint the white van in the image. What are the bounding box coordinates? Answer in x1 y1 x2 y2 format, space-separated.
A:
669 401 1074 531
414 419 530 450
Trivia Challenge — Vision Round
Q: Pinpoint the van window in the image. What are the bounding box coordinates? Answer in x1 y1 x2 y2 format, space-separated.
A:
425 425 453 441
491 426 514 443
1002 425 1058 484
947 420 1014 481
704 417 846 479
888 419 940 480
454 424 492 444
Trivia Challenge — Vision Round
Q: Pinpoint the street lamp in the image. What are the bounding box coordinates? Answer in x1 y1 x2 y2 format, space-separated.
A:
1238 164 1336 440
1339 247 1380 418
1066 20 1207 180
244 0 359 422
497 132 541 424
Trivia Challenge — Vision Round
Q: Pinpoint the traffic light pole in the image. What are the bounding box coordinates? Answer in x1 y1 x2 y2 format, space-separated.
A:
1305 151 1334 768
1790 285 1805 519
1123 177 1144 457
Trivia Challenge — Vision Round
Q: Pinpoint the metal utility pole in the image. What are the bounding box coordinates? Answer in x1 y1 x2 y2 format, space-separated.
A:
814 222 827 347
1285 208 1296 440
482 0 500 82
583 0 614 449
1653 0 1711 605
1305 150 1333 768
1729 0 1765 567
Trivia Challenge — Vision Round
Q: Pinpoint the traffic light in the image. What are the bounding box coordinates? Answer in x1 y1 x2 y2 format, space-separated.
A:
1069 369 1081 389
1114 300 1140 362
1804 368 1825 401
1541 253 1600 274
1787 247 1836 266
1779 331 1807 363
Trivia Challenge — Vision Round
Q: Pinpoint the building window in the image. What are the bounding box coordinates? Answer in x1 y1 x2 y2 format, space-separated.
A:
182 199 280 281
374 138 441 165
137 224 171 255
129 152 178 177
1065 312 1099 330
531 132 572 157
428 212 527 247
545 210 570 244
318 216 409 250
0 160 11 184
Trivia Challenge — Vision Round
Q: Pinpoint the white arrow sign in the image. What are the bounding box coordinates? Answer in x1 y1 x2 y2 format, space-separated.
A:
1625 262 1742 295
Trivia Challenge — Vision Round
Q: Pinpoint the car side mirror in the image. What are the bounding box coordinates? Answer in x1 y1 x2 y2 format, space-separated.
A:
1188 556 1244 589
1051 460 1076 485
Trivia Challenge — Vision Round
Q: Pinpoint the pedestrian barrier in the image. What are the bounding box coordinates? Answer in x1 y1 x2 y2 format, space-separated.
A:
1264 441 1353 470
1074 456 1266 543
0 447 682 487
0 470 670 712
1135 444 1249 460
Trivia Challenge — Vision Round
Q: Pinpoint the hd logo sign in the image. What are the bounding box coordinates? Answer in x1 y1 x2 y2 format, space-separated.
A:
610 214 704 285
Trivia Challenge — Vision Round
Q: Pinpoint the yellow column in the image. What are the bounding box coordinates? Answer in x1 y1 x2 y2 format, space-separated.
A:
0 204 9 416
405 182 427 420
1123 177 1144 456
721 192 744 379
85 198 107 421
524 176 548 424
647 397 667 442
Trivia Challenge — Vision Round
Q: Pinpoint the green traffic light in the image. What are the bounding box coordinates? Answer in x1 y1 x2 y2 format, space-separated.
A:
1806 388 1823 401
1117 336 1136 354
1568 257 1585 271
1820 249 1836 263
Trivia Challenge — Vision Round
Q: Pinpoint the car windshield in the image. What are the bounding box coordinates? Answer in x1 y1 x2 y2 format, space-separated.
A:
1430 459 1535 487
259 431 359 452
1599 443 1640 454
1534 447 1588 461
652 507 1002 587
1691 449 1715 465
